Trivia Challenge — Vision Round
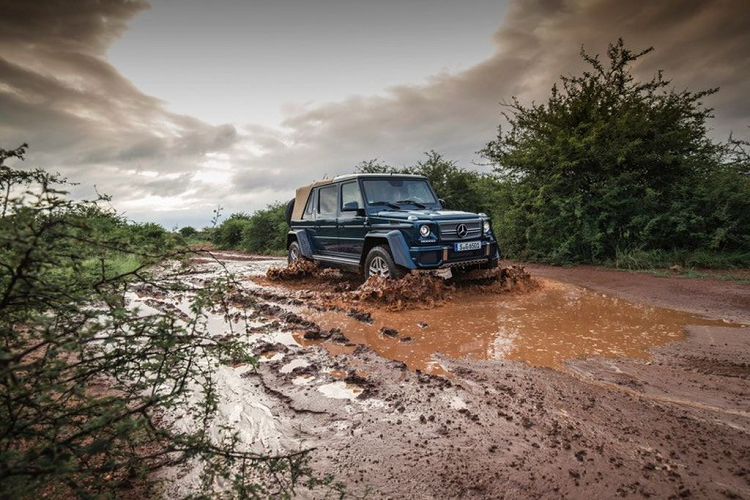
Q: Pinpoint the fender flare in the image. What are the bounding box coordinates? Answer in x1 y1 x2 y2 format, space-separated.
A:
288 229 314 258
364 230 415 269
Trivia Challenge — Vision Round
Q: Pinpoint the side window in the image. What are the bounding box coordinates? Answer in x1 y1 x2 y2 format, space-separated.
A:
318 185 338 215
303 189 316 219
340 182 363 211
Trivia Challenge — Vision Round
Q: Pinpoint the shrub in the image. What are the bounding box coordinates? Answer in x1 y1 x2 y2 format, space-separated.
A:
179 225 197 238
480 39 750 266
0 145 322 498
241 202 288 254
213 217 252 248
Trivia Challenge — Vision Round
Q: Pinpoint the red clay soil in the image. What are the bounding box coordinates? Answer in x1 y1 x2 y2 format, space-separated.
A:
513 261 750 324
238 259 750 499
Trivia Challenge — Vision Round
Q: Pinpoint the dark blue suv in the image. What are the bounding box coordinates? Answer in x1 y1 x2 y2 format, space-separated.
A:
285 174 500 279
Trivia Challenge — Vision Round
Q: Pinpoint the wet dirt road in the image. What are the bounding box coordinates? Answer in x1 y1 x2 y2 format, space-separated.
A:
291 278 739 374
154 252 750 498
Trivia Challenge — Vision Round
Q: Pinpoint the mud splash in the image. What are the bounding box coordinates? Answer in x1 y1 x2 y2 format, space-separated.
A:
266 259 318 280
453 265 539 294
287 279 744 374
347 273 453 311
265 263 536 307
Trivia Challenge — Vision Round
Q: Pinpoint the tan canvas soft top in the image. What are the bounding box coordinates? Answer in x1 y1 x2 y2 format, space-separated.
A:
291 179 334 221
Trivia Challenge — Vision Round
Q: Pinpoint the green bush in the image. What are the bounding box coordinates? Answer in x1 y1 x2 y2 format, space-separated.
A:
213 216 252 249
0 145 322 498
241 202 287 254
179 225 197 238
210 204 287 255
480 39 750 267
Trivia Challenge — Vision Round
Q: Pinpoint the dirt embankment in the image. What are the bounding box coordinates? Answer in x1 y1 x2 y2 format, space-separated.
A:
517 261 750 324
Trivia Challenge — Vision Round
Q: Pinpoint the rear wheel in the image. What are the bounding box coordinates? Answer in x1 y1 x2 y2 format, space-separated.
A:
364 246 405 280
288 241 303 264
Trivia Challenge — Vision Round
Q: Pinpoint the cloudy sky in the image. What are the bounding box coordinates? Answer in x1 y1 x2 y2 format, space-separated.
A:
1 0 748 228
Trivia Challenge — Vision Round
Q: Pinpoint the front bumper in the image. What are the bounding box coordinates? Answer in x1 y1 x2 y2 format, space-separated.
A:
408 240 500 269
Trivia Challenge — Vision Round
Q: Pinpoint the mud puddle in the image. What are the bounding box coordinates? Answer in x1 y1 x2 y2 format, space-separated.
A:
285 278 744 374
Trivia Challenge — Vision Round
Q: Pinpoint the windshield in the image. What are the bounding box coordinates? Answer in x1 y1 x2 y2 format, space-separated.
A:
361 179 438 208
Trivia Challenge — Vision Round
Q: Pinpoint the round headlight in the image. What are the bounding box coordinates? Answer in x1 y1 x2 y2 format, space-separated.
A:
483 221 491 233
419 224 431 237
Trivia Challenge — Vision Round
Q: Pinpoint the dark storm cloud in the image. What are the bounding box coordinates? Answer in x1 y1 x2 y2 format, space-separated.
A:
0 0 239 207
0 0 147 54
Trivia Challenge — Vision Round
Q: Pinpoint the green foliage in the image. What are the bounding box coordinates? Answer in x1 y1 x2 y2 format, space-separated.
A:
179 225 197 238
481 39 750 266
213 217 252 248
241 202 287 254
0 145 323 498
211 203 287 255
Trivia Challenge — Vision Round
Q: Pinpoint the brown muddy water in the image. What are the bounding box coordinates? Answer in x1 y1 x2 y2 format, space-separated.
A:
288 278 744 374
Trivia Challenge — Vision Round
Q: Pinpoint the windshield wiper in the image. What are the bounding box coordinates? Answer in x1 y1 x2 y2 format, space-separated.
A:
395 199 427 209
370 201 401 210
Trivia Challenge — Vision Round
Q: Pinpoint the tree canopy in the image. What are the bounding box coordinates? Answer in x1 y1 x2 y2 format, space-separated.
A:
481 39 750 265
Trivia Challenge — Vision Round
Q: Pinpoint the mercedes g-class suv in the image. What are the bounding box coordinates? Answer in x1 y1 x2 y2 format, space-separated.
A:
285 174 500 279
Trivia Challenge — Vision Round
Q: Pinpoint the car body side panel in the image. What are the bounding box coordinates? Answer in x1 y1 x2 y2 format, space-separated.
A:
363 230 416 269
385 230 416 268
338 214 367 255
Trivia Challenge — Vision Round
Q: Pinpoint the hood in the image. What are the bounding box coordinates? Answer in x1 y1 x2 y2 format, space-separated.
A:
373 209 482 221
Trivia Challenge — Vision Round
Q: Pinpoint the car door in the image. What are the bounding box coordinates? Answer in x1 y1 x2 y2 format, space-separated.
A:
336 180 367 256
297 186 320 252
316 184 339 254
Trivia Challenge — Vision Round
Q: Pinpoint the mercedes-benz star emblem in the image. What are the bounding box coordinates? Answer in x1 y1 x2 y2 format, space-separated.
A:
456 224 468 238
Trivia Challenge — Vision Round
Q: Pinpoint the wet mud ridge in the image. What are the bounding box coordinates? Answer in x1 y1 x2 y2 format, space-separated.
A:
136 252 750 499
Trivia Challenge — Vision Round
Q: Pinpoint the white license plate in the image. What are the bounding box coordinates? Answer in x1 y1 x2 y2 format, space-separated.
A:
454 241 481 252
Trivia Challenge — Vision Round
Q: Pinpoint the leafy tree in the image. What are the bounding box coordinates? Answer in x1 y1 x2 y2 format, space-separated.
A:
213 218 252 248
481 39 750 265
179 225 197 238
241 202 287 254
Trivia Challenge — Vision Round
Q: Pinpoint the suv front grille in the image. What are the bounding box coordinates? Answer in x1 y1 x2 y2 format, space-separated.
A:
438 220 482 241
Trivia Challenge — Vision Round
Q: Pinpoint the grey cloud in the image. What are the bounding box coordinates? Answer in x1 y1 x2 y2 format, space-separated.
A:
0 0 239 206
233 0 750 196
0 0 149 55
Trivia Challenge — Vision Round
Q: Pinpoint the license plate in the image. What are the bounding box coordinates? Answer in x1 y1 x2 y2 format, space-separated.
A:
454 241 481 252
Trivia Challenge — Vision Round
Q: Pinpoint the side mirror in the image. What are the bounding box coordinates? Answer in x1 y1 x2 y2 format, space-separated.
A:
438 198 446 209
342 202 365 216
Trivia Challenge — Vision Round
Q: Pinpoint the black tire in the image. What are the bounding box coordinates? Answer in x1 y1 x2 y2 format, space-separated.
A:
451 265 472 278
284 199 295 226
288 241 303 264
364 246 405 280
480 258 500 270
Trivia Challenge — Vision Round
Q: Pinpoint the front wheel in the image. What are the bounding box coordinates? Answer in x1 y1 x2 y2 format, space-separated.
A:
364 246 405 280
